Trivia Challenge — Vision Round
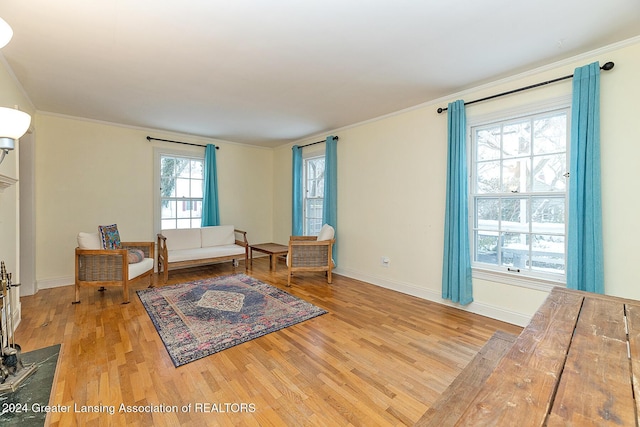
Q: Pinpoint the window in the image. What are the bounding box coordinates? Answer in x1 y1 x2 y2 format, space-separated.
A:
303 155 325 235
471 108 568 283
159 153 204 229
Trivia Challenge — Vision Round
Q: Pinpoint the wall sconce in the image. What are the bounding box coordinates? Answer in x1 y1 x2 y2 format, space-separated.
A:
0 16 31 166
0 17 12 49
0 107 31 165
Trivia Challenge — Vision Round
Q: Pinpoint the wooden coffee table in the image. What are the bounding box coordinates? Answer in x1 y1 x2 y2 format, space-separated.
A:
249 243 289 271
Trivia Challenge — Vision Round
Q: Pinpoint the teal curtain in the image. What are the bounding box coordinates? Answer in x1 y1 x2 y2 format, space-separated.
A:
292 145 303 235
567 62 604 294
323 136 338 264
442 100 473 305
201 144 220 226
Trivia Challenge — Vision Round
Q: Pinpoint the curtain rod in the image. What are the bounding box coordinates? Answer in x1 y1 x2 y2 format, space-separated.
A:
299 135 339 148
146 136 219 149
436 61 615 114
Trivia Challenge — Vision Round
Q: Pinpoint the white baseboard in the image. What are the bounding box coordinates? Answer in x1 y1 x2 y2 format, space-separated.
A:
335 267 532 327
37 276 74 290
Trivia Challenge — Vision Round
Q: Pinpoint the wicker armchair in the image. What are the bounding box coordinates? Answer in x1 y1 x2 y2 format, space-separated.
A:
74 241 155 304
287 225 335 287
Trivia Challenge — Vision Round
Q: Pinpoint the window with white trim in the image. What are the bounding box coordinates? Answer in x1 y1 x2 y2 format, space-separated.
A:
303 155 325 236
159 153 204 229
471 108 569 283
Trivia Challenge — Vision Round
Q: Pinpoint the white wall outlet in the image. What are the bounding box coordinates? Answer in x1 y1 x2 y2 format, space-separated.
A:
381 256 390 267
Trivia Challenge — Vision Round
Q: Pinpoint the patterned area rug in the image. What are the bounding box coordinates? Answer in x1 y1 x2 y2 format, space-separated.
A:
137 274 327 367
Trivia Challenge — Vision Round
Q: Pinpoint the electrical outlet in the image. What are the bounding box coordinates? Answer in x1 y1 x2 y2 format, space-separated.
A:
381 256 390 267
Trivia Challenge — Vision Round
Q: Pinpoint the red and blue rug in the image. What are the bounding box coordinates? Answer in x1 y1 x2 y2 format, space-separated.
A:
137 274 327 367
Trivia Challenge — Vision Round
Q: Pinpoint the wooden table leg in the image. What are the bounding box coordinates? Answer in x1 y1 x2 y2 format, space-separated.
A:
270 254 277 271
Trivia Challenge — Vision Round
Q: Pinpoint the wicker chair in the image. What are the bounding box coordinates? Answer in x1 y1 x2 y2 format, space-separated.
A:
287 225 335 287
74 241 155 304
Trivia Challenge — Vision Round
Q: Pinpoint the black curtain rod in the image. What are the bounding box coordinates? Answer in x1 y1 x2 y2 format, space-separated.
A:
436 61 615 114
146 136 219 149
299 135 339 148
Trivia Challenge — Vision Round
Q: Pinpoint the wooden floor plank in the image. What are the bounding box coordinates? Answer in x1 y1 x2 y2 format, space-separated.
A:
15 259 522 426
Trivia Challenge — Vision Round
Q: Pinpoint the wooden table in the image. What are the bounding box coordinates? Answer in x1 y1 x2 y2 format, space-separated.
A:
249 243 289 271
457 286 640 426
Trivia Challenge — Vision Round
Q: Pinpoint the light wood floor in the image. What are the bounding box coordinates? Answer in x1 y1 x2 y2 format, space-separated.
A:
16 258 522 426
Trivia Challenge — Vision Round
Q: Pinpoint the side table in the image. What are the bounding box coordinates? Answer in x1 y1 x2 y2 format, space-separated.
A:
249 243 289 271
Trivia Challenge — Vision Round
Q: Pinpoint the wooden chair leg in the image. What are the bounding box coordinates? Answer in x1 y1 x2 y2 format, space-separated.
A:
122 282 130 304
72 282 81 304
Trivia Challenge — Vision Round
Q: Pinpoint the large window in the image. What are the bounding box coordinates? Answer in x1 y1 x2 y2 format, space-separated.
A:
471 108 568 282
303 155 325 236
159 154 204 229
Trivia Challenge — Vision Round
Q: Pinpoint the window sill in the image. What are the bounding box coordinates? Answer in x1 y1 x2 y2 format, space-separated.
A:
472 267 565 292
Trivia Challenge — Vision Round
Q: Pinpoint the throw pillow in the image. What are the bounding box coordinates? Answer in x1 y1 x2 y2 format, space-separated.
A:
77 232 102 249
127 249 145 264
99 224 122 250
318 224 335 241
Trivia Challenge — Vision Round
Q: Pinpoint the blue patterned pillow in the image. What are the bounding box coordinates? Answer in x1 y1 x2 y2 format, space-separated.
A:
99 224 121 249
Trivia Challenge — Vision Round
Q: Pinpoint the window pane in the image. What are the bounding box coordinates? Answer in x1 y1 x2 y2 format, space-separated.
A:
191 160 203 179
161 157 176 176
531 235 565 273
161 177 176 197
501 198 528 232
161 200 176 220
476 198 499 230
176 178 190 197
533 114 566 155
475 231 498 265
531 197 565 234
502 158 530 193
161 219 175 230
476 161 501 193
532 154 566 192
191 178 203 198
500 233 529 268
176 158 190 178
502 121 531 158
476 126 501 161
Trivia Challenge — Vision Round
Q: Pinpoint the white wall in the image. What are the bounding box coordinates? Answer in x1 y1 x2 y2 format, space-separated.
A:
273 38 640 326
34 114 274 288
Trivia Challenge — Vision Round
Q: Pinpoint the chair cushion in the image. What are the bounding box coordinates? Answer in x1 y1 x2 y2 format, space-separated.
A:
99 224 122 249
128 258 154 280
318 224 335 241
201 225 235 247
161 228 202 250
77 232 102 249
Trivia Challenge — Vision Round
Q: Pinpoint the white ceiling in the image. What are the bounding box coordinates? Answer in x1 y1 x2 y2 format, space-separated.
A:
1 1 639 148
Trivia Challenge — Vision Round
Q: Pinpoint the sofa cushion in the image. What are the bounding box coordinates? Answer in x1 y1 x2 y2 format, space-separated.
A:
99 224 122 249
201 225 235 247
161 228 202 250
128 257 154 280
168 245 245 263
77 232 102 249
318 224 335 241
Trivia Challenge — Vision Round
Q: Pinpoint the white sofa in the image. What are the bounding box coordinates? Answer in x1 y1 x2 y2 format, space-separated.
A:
157 225 248 283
